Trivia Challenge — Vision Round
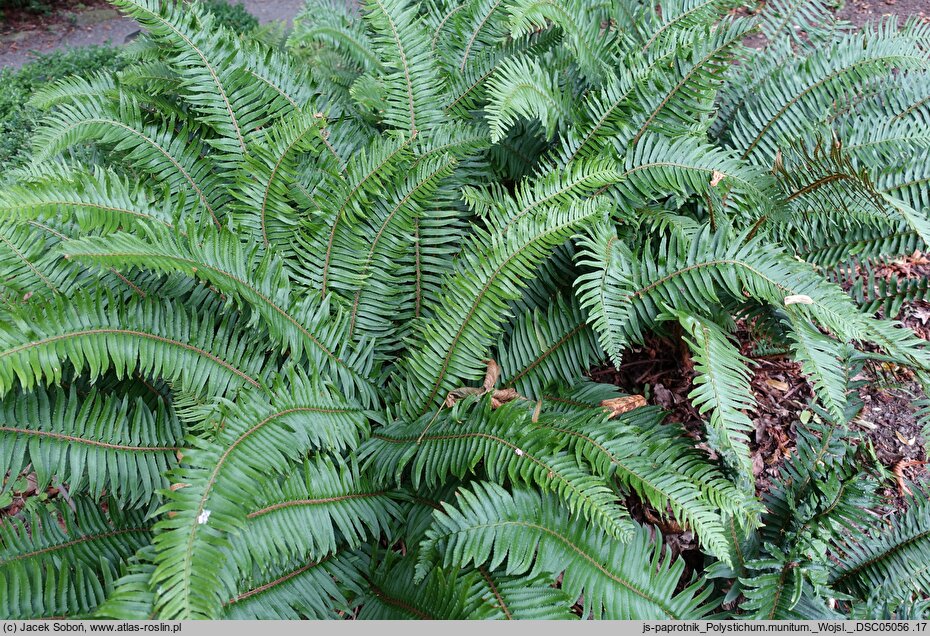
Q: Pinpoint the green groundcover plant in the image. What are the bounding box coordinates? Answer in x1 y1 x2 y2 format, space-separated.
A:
0 46 126 175
0 0 929 620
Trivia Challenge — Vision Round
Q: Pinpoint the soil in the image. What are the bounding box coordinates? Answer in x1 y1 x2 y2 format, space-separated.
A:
836 0 930 27
0 0 309 69
593 250 930 505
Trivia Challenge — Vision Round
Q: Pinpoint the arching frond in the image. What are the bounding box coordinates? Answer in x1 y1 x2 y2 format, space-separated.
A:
0 294 274 398
0 387 180 507
419 482 713 619
150 376 367 619
362 400 635 539
395 200 604 417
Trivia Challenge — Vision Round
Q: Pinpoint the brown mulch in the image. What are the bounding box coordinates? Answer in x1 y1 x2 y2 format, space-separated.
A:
592 252 930 516
836 0 930 27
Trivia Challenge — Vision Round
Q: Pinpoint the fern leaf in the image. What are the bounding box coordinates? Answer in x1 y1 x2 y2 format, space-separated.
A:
151 376 366 619
0 293 273 398
63 228 377 405
361 400 635 539
395 199 604 417
419 482 713 619
0 387 180 507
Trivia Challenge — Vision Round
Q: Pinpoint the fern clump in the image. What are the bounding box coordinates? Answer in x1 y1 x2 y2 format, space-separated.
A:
0 0 929 620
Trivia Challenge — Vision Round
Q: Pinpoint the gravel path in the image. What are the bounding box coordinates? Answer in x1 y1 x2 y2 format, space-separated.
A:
0 0 306 70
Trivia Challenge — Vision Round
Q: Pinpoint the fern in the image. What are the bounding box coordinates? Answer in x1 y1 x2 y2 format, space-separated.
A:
0 0 928 621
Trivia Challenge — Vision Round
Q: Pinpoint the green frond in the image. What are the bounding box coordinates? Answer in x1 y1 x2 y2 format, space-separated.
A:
347 152 458 348
740 565 838 620
757 0 842 45
293 132 412 302
289 0 382 73
629 19 756 144
484 53 570 142
675 312 755 491
0 387 180 507
575 223 629 366
773 141 930 246
638 0 745 52
63 228 377 406
830 494 930 603
0 293 274 398
615 133 776 222
362 400 635 539
30 71 121 110
728 28 929 163
784 313 852 423
112 0 281 152
538 404 761 563
357 551 473 619
227 456 402 574
150 376 366 619
230 110 326 249
0 167 176 233
498 292 602 398
0 220 83 305
93 552 156 620
362 0 445 138
32 95 223 228
481 157 622 233
225 551 364 620
394 199 603 417
577 225 908 366
464 567 579 619
445 0 512 74
0 498 150 578
796 220 919 268
419 482 713 619
507 0 617 79
0 561 111 619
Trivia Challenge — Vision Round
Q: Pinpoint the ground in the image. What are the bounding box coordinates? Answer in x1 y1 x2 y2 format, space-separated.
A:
837 0 929 27
0 0 307 69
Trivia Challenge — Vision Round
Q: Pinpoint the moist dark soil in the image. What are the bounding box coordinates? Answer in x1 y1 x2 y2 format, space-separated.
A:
836 0 930 27
593 248 930 513
1 0 112 33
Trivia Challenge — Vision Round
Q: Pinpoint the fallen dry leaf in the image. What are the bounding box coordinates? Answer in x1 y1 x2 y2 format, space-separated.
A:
482 358 501 391
765 378 790 392
601 395 647 418
891 459 927 496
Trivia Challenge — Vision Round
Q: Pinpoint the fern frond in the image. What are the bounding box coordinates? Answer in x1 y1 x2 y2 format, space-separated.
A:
498 293 602 399
363 0 444 138
64 228 377 406
227 456 402 574
675 312 756 491
362 400 636 539
830 494 930 603
32 95 223 228
484 52 570 142
419 482 713 619
224 551 363 620
538 404 761 563
150 375 366 619
0 168 176 233
0 561 110 619
0 387 180 507
0 293 273 398
395 199 603 417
